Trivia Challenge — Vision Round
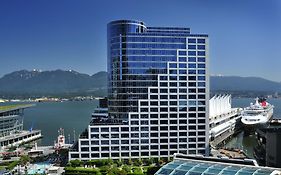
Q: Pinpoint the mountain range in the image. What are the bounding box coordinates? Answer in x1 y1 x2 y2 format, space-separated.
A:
0 70 280 98
0 70 107 98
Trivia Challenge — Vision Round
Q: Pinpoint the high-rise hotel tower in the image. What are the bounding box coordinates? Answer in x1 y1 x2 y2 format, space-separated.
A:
69 20 209 160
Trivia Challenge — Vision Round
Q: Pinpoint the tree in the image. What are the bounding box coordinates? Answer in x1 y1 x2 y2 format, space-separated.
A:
115 159 123 167
94 159 108 167
7 161 19 170
147 166 161 175
132 167 143 175
133 159 142 166
107 158 114 165
123 164 131 173
152 157 158 164
99 166 108 175
127 159 133 166
69 159 83 167
19 155 31 166
86 160 96 167
146 158 153 166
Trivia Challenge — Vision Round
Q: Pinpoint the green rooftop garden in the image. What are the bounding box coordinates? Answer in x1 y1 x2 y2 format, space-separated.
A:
0 104 34 112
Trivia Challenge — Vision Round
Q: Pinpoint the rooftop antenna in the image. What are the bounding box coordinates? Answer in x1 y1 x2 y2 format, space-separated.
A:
68 134 71 144
73 129 76 143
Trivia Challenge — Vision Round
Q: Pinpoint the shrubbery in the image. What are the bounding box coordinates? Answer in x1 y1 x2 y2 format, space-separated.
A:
65 157 167 175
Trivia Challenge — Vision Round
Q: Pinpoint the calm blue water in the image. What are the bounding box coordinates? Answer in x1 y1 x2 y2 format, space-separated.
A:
4 100 98 146
232 98 281 118
3 98 281 152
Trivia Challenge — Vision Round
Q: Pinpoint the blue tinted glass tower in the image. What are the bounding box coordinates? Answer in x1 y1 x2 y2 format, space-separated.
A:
108 20 209 121
69 20 209 160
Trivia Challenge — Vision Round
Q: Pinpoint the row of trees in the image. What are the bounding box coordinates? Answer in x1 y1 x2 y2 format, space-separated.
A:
66 158 168 175
68 157 169 168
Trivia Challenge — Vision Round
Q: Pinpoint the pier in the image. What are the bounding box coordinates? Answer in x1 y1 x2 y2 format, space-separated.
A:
208 95 242 148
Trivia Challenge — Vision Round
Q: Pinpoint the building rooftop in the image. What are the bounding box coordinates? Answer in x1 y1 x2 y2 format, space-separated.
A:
257 119 281 132
0 104 35 113
156 154 281 175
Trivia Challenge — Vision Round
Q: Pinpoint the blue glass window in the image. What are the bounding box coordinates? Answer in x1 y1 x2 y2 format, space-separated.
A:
198 64 205 68
198 76 205 80
188 64 196 68
179 95 187 99
179 101 188 106
150 89 158 93
197 39 205 43
179 57 187 62
198 82 205 87
170 101 178 106
198 70 205 74
170 82 177 87
188 76 196 80
160 76 168 80
179 70 187 74
188 57 196 62
170 63 177 68
188 38 196 43
169 70 177 74
189 82 196 87
179 88 187 93
160 82 168 86
197 45 205 50
188 70 196 74
198 57 205 62
188 45 196 49
189 101 197 106
170 76 177 80
179 76 187 80
179 51 187 55
179 63 187 68
189 88 196 93
188 51 196 56
189 95 196 99
198 51 205 56
198 89 205 93
180 82 187 87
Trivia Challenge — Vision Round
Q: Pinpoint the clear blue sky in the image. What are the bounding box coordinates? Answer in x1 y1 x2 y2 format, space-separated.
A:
0 0 280 81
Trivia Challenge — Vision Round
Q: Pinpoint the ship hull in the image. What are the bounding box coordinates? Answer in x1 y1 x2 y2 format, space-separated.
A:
243 122 269 135
241 105 273 135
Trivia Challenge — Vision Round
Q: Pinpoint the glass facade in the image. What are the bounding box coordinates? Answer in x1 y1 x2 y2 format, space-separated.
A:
156 159 279 175
0 108 24 137
69 20 209 160
107 20 208 120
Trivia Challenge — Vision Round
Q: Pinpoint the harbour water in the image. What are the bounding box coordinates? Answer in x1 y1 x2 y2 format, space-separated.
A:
13 100 98 146
3 98 281 154
226 98 281 158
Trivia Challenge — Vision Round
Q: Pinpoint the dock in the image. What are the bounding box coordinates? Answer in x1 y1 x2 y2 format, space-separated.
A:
209 95 242 148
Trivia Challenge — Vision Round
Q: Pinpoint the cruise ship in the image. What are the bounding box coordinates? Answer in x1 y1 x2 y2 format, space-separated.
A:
241 98 274 131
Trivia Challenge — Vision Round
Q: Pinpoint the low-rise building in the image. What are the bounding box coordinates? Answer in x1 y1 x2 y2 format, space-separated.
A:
254 119 281 168
0 104 41 150
156 154 281 175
